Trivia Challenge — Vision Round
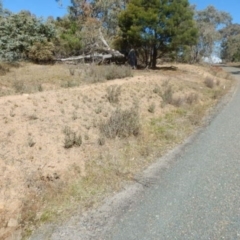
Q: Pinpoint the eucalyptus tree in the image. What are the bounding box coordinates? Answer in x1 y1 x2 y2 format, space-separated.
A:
220 24 240 62
67 0 129 44
0 11 55 61
118 0 198 68
192 5 232 62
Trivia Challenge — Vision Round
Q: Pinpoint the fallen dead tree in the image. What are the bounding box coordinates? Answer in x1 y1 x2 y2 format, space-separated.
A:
59 49 125 65
58 28 126 65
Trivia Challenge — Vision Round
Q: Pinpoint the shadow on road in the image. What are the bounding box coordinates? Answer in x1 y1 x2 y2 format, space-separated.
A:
230 71 240 75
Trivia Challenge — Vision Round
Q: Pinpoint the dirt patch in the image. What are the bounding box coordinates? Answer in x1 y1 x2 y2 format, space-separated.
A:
0 63 233 239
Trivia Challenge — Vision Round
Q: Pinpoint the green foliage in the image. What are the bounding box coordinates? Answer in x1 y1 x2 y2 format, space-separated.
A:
0 11 55 61
27 41 55 62
53 17 82 57
68 0 126 37
118 0 198 68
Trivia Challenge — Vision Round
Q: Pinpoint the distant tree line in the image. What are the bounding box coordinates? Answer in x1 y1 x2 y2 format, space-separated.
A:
0 0 239 65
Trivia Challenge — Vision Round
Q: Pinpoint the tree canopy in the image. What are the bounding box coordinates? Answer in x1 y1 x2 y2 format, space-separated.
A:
0 0 238 64
192 5 232 62
220 24 240 62
0 9 55 61
118 0 198 68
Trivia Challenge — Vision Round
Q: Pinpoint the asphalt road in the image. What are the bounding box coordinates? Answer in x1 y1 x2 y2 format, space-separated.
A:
107 67 240 240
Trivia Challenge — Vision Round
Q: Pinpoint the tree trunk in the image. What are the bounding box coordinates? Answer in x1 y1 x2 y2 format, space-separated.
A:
151 45 157 69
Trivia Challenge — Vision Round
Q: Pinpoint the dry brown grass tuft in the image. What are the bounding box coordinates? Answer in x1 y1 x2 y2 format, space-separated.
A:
80 64 132 83
160 85 174 107
99 107 140 139
63 127 82 148
106 85 121 104
204 77 215 88
186 93 199 105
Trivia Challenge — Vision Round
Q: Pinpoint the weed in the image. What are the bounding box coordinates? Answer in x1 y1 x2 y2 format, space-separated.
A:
103 112 108 117
61 80 79 88
13 80 25 93
204 77 214 88
63 127 82 148
69 68 75 76
72 112 78 120
28 114 38 120
37 84 43 92
186 93 199 105
98 136 106 146
95 106 102 114
212 89 223 99
148 103 156 113
153 85 161 95
84 134 89 141
187 105 207 126
80 64 132 83
105 65 132 80
28 136 36 147
99 107 140 138
171 96 184 107
162 80 170 87
10 109 15 117
160 85 173 106
106 85 121 104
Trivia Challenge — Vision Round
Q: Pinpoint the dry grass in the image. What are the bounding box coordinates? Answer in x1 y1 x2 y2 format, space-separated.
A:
0 62 234 239
0 63 132 97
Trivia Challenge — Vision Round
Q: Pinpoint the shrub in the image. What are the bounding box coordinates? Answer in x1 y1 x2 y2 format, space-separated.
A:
13 80 25 93
63 127 82 148
204 77 214 88
148 103 156 113
153 85 161 95
186 93 199 105
98 136 106 146
81 65 132 83
171 96 184 107
160 85 173 106
106 85 121 104
99 107 140 138
27 41 54 63
69 68 75 76
105 65 132 80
